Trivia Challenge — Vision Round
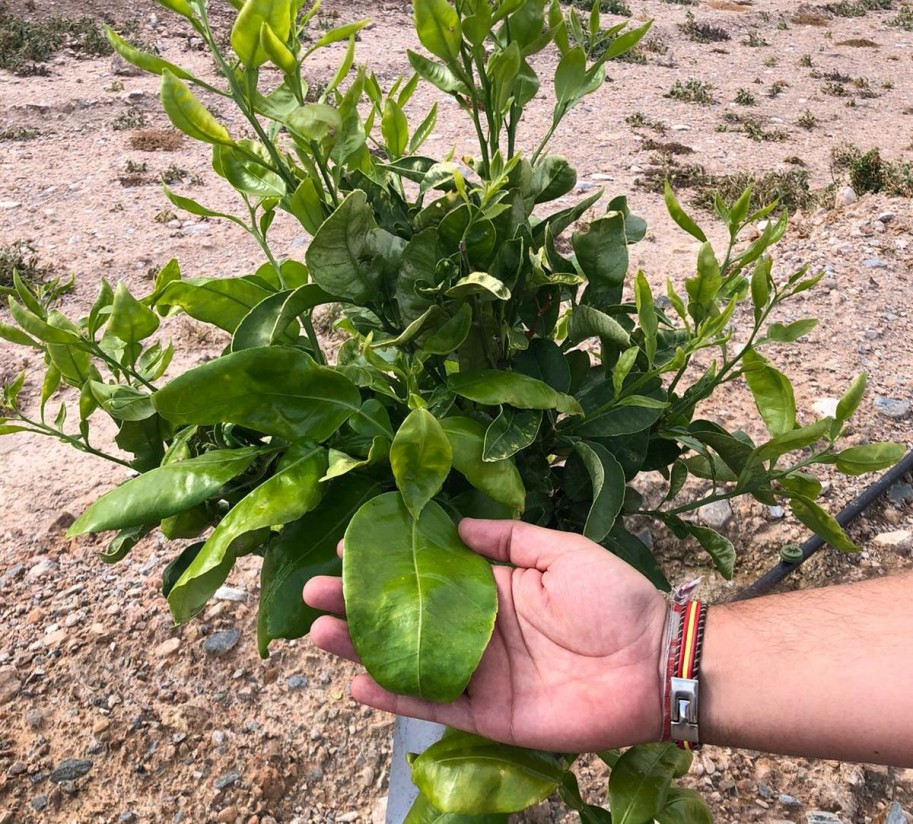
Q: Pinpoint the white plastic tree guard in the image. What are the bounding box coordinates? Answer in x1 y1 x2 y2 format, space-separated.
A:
385 717 445 823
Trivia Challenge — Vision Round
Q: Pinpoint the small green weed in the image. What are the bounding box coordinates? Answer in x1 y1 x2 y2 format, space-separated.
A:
744 31 769 47
665 78 715 105
625 111 668 133
826 0 893 16
641 35 669 54
735 88 757 106
111 108 147 131
798 53 814 67
564 0 631 13
768 80 789 97
831 144 913 196
797 109 819 129
678 12 730 42
0 126 39 141
0 240 55 292
160 163 189 184
889 6 913 28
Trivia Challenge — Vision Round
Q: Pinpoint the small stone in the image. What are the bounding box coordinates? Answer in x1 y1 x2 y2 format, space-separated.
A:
25 558 58 581
878 211 896 223
888 483 913 504
883 802 907 824
702 755 716 775
203 628 241 656
636 528 654 550
672 124 690 131
214 586 248 602
50 759 93 783
31 795 49 812
337 814 359 823
181 222 210 236
119 813 138 823
698 499 733 529
287 674 308 691
836 186 857 207
874 397 911 420
0 666 22 705
779 794 800 806
807 813 843 824
359 766 376 787
216 808 238 823
7 760 27 777
591 173 614 181
863 257 887 269
155 638 181 658
813 397 839 418
872 530 913 552
214 770 242 790
767 506 785 520
213 730 228 746
43 628 67 648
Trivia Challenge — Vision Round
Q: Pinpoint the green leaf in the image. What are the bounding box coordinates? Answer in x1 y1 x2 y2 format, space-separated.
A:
407 50 470 95
836 372 867 423
483 408 541 461
664 180 706 242
89 383 156 422
98 525 152 565
685 242 721 322
154 276 272 333
45 312 92 386
789 495 859 553
449 370 583 416
9 298 84 345
257 475 383 657
68 447 263 535
260 21 297 75
231 0 293 67
421 304 473 355
634 272 657 367
441 417 526 512
305 190 382 304
405 792 508 824
835 442 906 475
656 788 713 824
767 318 818 343
414 0 462 65
554 46 586 104
532 156 577 204
603 526 670 592
686 523 735 578
609 743 692 824
105 27 196 80
391 408 452 519
212 140 286 198
308 18 370 51
750 256 771 318
742 351 796 437
287 177 326 235
573 383 665 438
162 542 204 598
231 284 335 351
568 305 631 348
613 347 639 398
572 442 626 543
169 440 328 623
446 272 511 301
410 731 564 814
779 471 823 500
382 97 409 158
0 320 39 348
108 282 160 343
160 70 232 146
752 418 831 463
513 338 571 393
573 212 628 294
152 347 361 442
344 493 497 701
162 185 240 222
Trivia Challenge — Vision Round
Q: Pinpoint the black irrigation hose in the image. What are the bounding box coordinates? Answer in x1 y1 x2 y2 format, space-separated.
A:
731 449 913 602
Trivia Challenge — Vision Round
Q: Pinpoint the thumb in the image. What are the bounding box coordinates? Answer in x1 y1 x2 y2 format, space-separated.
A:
457 518 593 571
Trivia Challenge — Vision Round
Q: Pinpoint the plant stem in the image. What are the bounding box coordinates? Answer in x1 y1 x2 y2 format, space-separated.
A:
10 413 134 468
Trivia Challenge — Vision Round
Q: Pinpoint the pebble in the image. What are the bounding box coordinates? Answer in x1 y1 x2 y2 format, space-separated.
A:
213 730 228 746
287 674 308 690
672 124 690 131
181 222 210 236
698 499 733 529
836 186 857 207
779 794 800 806
863 258 887 269
884 802 907 824
216 807 238 823
203 628 241 656
26 558 59 581
0 666 22 705
7 761 27 777
155 638 181 658
813 397 839 418
337 814 359 823
31 795 49 812
213 770 242 790
767 506 785 520
50 759 93 783
214 586 248 602
873 396 911 420
807 813 843 824
359 766 376 787
119 814 138 823
872 530 913 552
888 483 913 504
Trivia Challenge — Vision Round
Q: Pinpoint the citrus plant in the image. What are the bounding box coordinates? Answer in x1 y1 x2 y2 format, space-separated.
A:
0 0 904 819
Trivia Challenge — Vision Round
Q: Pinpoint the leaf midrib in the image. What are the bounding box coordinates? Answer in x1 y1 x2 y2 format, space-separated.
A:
410 515 425 697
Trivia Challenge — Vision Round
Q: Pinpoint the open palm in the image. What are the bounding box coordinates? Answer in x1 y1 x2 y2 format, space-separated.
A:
304 518 668 753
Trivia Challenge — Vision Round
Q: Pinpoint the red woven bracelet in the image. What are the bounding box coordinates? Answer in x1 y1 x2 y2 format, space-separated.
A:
661 599 707 750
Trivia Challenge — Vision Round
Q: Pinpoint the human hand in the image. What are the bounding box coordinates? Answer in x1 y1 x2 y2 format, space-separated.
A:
303 518 668 753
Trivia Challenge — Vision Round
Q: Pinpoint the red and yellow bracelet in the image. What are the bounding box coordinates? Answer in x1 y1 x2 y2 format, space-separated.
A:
661 598 708 750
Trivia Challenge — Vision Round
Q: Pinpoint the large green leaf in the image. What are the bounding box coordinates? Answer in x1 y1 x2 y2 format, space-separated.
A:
343 493 497 701
602 526 670 592
572 212 628 293
405 792 507 824
212 140 286 198
835 442 906 475
449 371 583 415
257 475 384 657
609 743 692 824
655 788 713 824
512 338 571 393
742 351 796 437
410 731 564 814
441 417 525 512
152 347 361 442
685 523 735 579
231 0 293 67
413 0 462 64
391 408 453 519
68 447 263 535
108 282 160 343
571 381 664 438
572 442 625 543
305 190 382 304
154 276 273 333
231 284 335 351
160 70 232 145
568 304 631 348
169 441 328 623
483 408 541 461
789 495 859 553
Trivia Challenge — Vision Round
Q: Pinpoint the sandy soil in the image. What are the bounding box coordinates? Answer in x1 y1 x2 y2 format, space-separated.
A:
1 0 912 822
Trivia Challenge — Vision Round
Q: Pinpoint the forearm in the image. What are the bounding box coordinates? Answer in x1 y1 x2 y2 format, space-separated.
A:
700 573 913 766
